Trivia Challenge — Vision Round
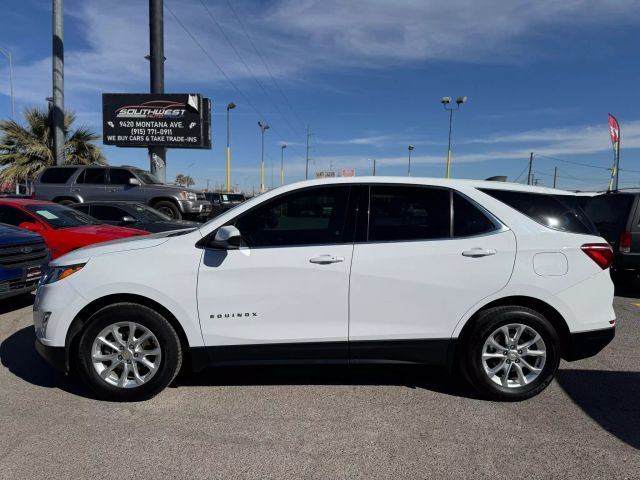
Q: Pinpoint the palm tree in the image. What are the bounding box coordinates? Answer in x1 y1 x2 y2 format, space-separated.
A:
175 174 185 186
174 174 194 187
0 106 106 185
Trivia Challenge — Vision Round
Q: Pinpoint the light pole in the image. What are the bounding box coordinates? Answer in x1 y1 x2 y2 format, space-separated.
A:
0 48 15 120
407 145 414 176
258 121 270 193
280 144 287 186
441 95 467 178
226 102 236 193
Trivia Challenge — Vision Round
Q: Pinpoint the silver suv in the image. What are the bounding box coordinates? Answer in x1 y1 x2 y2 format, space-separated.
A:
33 166 211 220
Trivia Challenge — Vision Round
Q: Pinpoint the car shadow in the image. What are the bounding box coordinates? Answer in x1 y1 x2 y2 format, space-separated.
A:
174 363 478 399
0 293 34 315
2 326 478 401
0 326 92 398
556 369 640 450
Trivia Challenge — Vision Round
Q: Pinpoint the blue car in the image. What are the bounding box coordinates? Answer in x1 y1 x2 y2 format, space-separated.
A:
0 223 49 300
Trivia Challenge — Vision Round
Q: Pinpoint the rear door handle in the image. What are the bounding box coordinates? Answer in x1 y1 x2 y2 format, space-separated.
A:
462 248 497 258
309 254 345 264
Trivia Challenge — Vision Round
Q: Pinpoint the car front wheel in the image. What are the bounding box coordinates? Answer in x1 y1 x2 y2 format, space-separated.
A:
461 306 560 401
152 200 182 220
76 303 182 401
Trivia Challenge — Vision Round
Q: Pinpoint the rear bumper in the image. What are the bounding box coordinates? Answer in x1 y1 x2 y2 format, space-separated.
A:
563 326 615 361
614 252 640 270
35 339 67 372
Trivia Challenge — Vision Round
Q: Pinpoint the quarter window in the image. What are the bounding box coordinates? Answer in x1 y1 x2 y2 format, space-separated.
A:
368 186 450 241
233 186 350 247
453 193 497 237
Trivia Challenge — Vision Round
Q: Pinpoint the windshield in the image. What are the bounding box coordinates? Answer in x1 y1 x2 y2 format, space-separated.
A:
130 204 172 222
26 204 102 229
223 194 245 202
134 170 163 184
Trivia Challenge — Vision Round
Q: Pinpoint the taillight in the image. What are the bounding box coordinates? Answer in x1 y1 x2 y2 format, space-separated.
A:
619 231 631 253
581 243 614 270
31 190 36 199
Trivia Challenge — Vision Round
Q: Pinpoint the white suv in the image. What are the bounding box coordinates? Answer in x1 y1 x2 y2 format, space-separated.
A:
34 177 616 401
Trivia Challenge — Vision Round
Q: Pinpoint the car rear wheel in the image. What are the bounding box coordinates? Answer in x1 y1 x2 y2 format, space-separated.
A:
152 201 182 220
76 303 182 401
460 306 560 401
56 199 76 206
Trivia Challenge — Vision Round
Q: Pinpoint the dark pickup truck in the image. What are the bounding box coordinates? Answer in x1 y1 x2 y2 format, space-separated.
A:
0 223 49 300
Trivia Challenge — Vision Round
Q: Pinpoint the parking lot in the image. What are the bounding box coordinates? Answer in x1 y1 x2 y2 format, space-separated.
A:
0 282 638 479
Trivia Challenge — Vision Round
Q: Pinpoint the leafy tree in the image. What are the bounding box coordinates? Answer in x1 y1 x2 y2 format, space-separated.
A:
0 107 106 184
174 174 194 187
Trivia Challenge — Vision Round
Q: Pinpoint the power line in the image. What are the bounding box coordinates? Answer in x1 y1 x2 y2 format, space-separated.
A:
223 0 309 133
164 2 305 159
533 153 609 170
198 0 305 140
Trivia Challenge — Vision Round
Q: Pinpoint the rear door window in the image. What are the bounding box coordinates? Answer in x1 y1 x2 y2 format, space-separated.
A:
39 167 78 184
369 186 450 241
480 189 596 234
453 193 498 237
76 168 106 184
91 205 128 222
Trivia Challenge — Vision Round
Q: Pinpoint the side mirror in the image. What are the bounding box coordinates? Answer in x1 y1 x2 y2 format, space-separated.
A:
129 177 142 186
19 221 45 233
211 225 242 249
121 216 137 223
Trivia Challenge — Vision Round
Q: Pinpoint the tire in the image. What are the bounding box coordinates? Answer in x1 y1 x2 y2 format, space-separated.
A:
460 306 560 401
56 198 76 206
76 303 183 401
152 201 182 220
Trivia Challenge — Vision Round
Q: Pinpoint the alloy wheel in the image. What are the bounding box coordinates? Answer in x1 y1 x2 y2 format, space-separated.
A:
91 322 162 389
481 323 547 388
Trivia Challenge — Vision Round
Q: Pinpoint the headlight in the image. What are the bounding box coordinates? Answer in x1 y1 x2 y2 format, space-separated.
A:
180 191 197 201
40 263 86 285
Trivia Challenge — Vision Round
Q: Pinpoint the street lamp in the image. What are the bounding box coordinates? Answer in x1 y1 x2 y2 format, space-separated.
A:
280 144 287 186
0 47 15 120
226 102 236 193
441 95 467 178
258 121 270 193
407 145 414 176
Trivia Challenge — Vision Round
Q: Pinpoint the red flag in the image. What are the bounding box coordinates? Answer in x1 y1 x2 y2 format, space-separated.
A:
609 114 620 146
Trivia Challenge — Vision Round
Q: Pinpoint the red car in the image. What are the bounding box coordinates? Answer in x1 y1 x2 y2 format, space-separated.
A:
0 199 149 258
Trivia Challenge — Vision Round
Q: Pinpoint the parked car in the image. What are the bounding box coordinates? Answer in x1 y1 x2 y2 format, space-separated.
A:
71 201 199 233
0 199 149 259
34 177 614 402
0 223 49 300
204 192 246 218
33 165 211 220
583 190 640 273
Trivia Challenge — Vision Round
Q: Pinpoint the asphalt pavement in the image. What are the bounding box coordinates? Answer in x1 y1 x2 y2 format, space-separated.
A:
1 280 639 479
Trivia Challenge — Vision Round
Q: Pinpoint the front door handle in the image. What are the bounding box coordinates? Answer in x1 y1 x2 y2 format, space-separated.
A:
462 248 497 258
309 254 345 264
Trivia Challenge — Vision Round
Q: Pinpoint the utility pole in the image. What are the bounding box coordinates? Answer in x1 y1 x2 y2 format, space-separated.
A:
148 0 166 182
305 126 310 180
527 152 534 185
372 159 377 176
0 48 15 120
280 144 287 186
408 145 414 176
52 0 64 165
553 166 558 189
226 102 236 192
258 121 269 193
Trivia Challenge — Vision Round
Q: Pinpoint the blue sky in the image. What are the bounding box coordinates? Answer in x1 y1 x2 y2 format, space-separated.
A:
1 0 640 192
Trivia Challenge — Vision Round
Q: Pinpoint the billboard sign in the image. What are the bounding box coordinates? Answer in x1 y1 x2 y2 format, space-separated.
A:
341 168 356 177
102 93 211 149
315 171 336 178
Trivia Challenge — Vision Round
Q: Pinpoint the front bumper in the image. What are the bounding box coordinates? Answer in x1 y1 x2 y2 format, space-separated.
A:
35 339 66 372
563 326 615 361
178 199 212 216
